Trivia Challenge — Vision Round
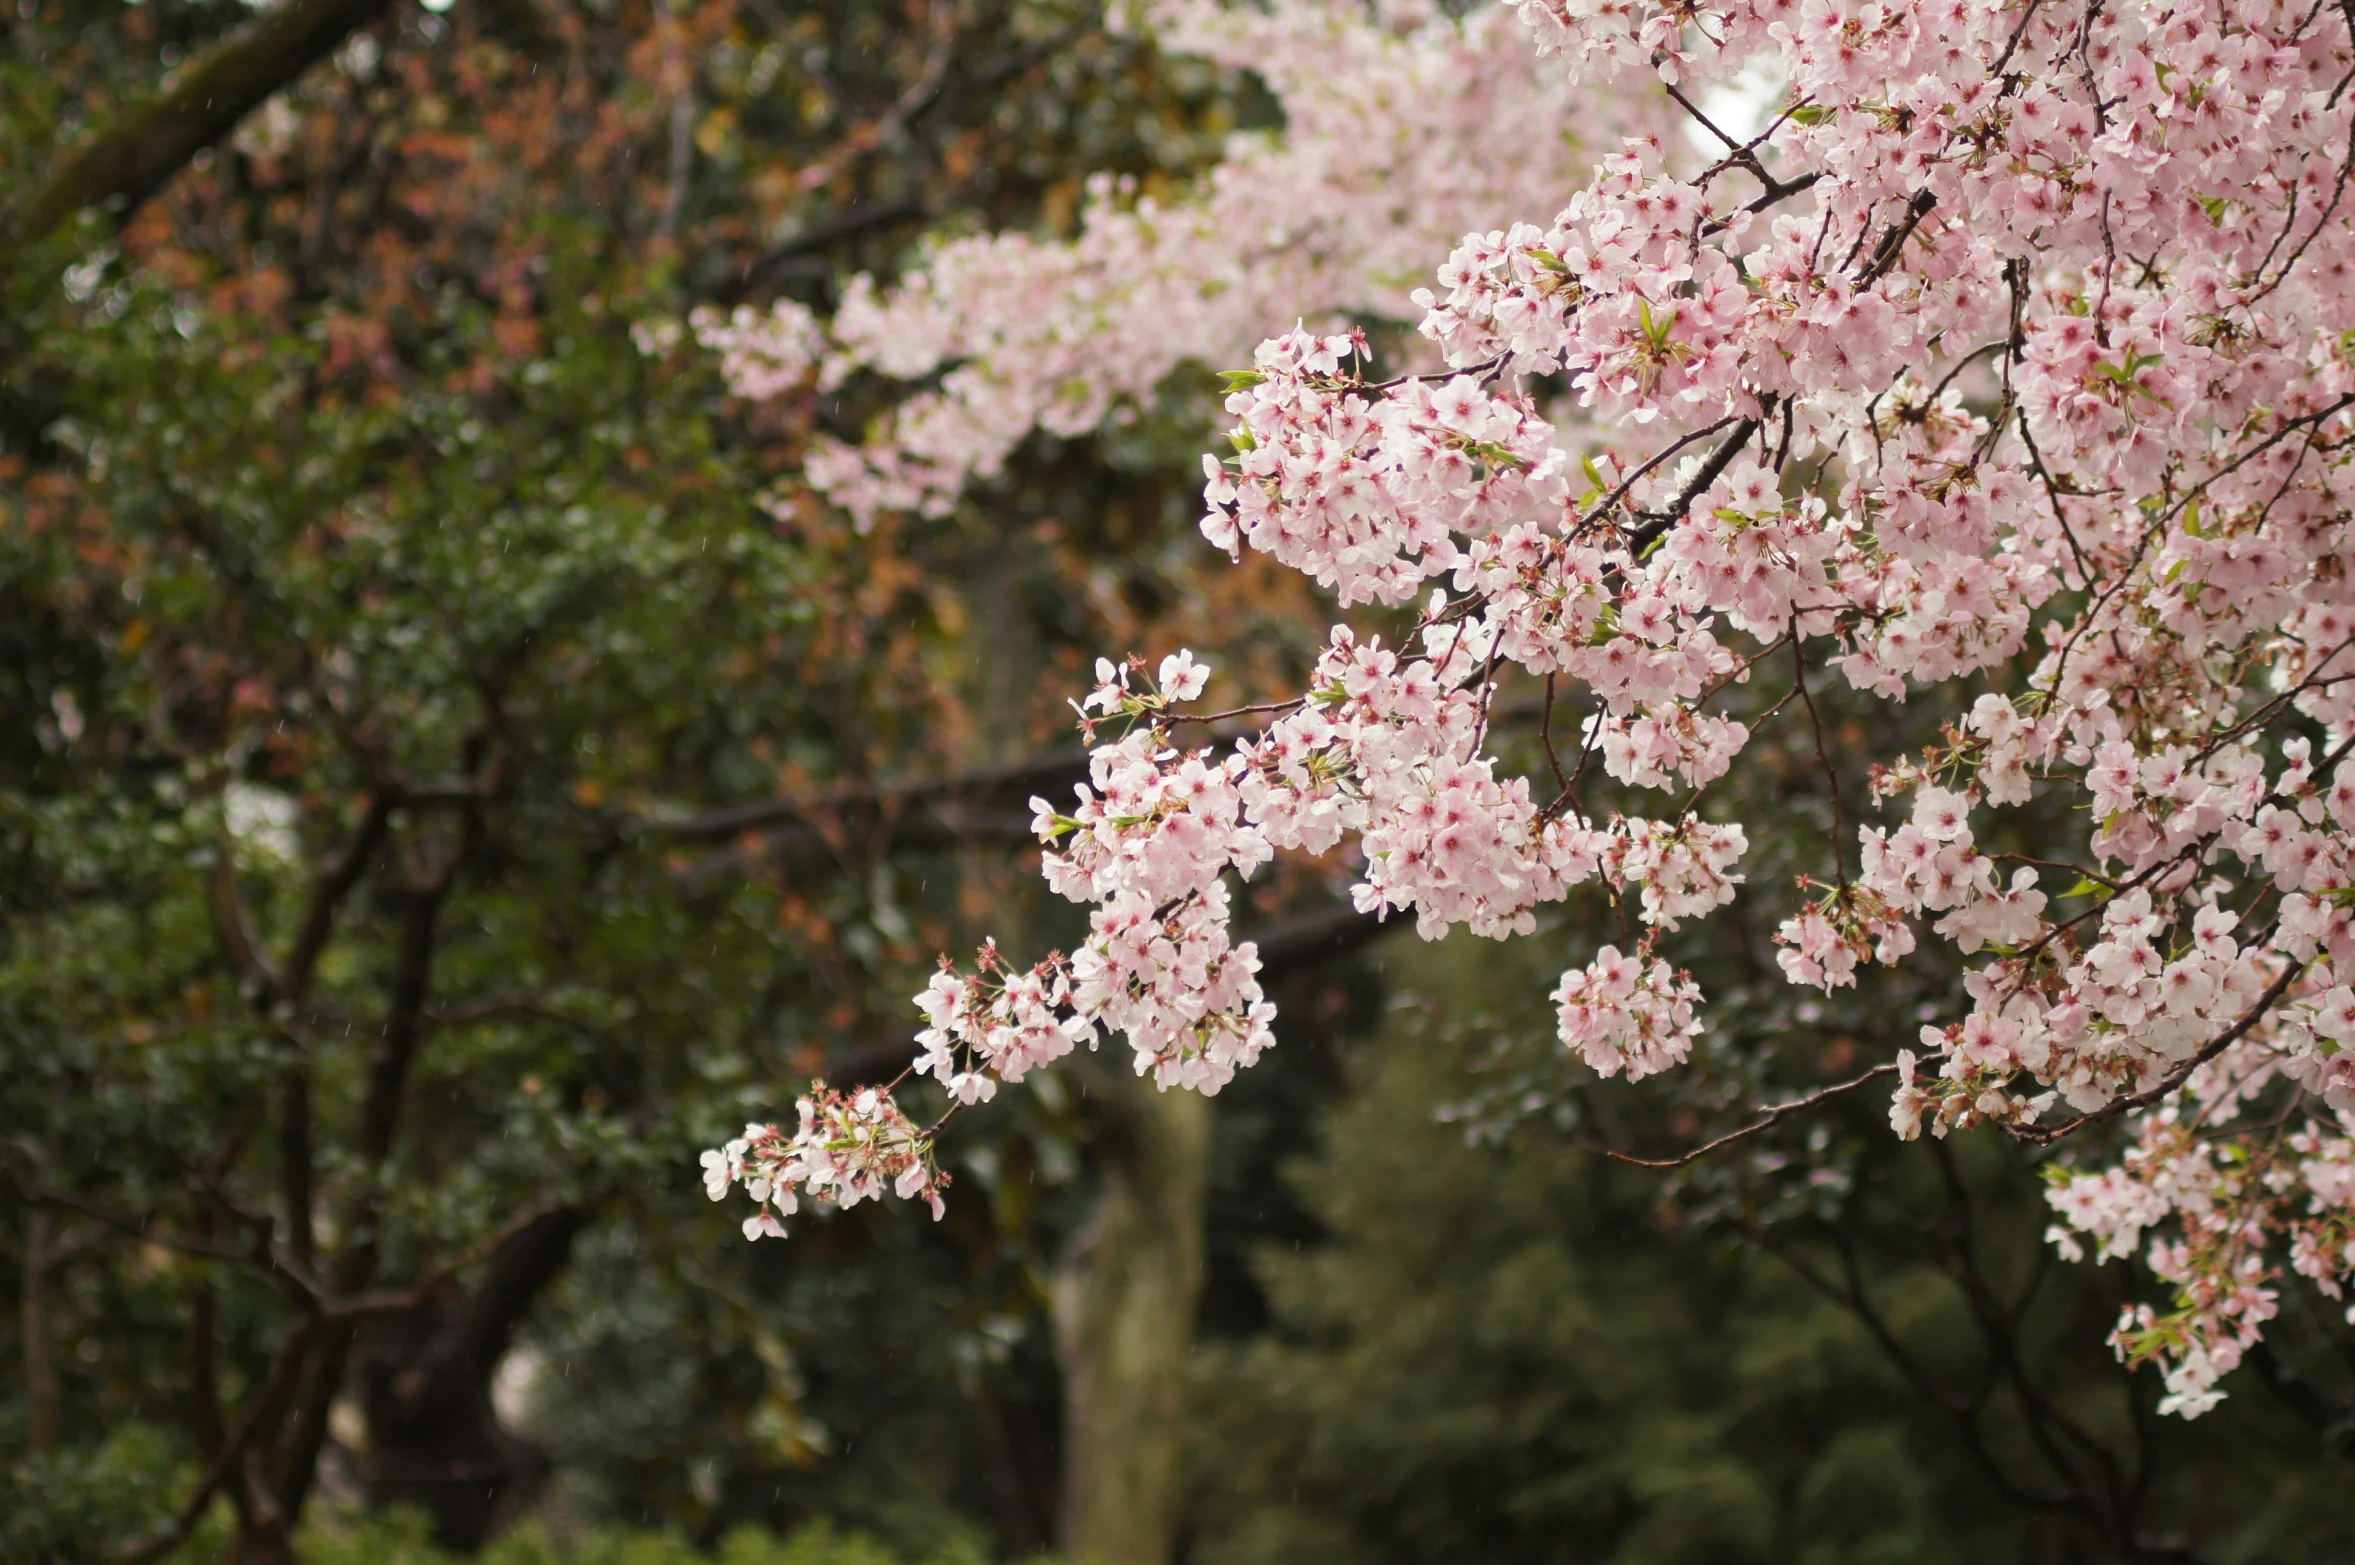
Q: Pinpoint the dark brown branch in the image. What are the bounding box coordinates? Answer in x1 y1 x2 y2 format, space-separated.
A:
1859 188 1940 284
1590 413 1745 534
358 1205 588 1547
1928 1143 2124 1501
11 0 395 252
188 1267 230 1462
1792 624 1853 888
116 1316 317 1565
353 831 471 1179
666 698 1555 873
656 745 1089 843
2011 957 2307 1144
15 1180 331 1316
422 991 551 1029
1704 171 1823 237
1623 417 1760 555
21 1208 64 1456
364 1207 585 1420
711 13 1103 302
278 794 394 1272
1606 1063 1898 1169
282 784 478 1511
280 1069 317 1272
183 1204 267 1534
1250 899 1392 982
717 198 931 300
1764 1226 2082 1515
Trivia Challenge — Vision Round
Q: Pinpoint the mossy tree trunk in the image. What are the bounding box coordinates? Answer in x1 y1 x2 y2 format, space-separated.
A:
1053 1061 1212 1565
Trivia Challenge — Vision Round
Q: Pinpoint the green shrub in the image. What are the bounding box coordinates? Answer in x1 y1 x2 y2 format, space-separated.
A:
296 1511 995 1565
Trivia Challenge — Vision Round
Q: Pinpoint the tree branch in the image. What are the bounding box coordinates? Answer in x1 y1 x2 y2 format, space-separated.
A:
655 745 1090 844
355 866 459 1173
365 1205 586 1429
1605 1063 1898 1169
11 0 395 252
284 793 394 1000
116 1315 316 1565
2011 956 2306 1144
715 198 931 301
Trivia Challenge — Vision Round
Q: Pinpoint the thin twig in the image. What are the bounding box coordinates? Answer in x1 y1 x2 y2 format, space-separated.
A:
1792 622 1852 889
1606 1062 1898 1168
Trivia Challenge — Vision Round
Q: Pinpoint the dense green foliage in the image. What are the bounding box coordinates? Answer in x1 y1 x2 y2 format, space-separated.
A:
0 0 1260 1556
299 1513 1001 1565
1190 935 2355 1565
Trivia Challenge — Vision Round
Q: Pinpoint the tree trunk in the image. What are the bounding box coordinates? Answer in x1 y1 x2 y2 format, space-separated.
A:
10 0 395 251
22 1208 63 1455
359 1205 587 1550
1053 1066 1212 1565
224 1514 299 1565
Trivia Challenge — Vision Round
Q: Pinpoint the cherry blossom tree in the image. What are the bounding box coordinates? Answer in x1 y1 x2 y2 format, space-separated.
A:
705 0 2355 1422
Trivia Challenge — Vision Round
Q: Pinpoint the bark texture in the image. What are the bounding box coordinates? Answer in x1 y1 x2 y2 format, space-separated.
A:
10 0 394 249
359 1205 587 1548
20 1209 62 1455
1053 1064 1213 1565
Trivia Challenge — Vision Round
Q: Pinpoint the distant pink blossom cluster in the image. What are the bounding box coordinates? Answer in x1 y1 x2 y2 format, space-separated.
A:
684 0 1646 525
702 0 2355 1414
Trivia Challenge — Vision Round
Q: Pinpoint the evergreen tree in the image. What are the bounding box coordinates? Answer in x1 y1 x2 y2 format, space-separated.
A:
1188 936 2355 1565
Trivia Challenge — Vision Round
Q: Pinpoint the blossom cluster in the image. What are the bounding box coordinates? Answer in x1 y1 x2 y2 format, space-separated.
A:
1554 943 1703 1080
2046 1047 2355 1417
699 0 2355 1413
701 1084 946 1241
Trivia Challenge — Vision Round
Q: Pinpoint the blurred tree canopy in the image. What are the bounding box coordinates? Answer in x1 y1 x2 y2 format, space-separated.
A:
8 2 2355 1565
0 0 1327 1559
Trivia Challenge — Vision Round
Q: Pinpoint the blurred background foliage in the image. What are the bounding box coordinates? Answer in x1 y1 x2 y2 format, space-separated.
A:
5 0 2355 1563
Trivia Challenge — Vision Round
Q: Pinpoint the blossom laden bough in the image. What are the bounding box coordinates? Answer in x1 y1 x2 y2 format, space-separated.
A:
701 0 2355 1415
703 1083 949 1241
680 0 1649 529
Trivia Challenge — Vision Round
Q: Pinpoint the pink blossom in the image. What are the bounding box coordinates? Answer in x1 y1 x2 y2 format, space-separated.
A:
692 0 2355 1420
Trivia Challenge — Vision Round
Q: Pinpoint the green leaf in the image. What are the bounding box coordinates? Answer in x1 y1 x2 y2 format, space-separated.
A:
1638 297 1677 351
